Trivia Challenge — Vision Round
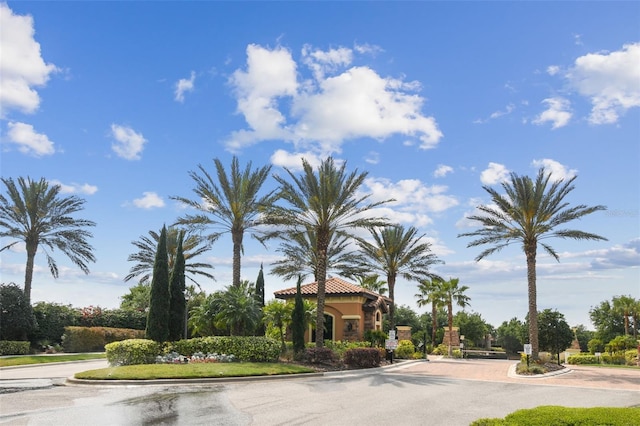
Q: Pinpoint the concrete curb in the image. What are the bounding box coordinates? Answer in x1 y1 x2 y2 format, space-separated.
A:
507 362 573 379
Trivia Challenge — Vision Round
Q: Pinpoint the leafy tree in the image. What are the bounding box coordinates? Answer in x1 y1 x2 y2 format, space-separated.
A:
214 281 261 336
612 295 637 336
442 278 470 356
454 311 491 348
537 309 573 365
291 276 306 354
145 226 170 342
172 156 275 288
589 299 625 343
263 299 294 352
31 302 79 345
0 177 96 303
0 283 35 341
416 277 447 347
357 225 441 329
573 324 594 352
168 234 186 341
119 282 151 312
270 228 367 282
125 226 214 287
263 157 389 347
496 317 527 355
188 292 222 337
393 304 421 331
459 168 607 359
587 338 604 354
605 335 637 353
354 274 388 295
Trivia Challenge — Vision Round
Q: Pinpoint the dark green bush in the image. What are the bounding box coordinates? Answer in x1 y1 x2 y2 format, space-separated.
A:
0 283 35 341
31 302 80 346
0 340 31 355
105 339 161 366
300 347 338 365
364 330 387 347
168 336 280 362
343 348 381 368
62 326 145 352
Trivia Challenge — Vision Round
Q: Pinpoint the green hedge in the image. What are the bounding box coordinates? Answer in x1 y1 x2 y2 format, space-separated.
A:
105 339 161 366
568 350 638 366
168 336 280 362
62 326 145 353
0 340 30 355
395 339 415 359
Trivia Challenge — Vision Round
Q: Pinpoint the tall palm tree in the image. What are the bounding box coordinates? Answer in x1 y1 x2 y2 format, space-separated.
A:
612 295 637 336
459 168 607 359
442 278 470 356
354 274 388 295
125 226 214 287
416 277 446 347
0 177 96 303
263 157 390 347
357 225 442 329
172 156 276 287
270 228 367 282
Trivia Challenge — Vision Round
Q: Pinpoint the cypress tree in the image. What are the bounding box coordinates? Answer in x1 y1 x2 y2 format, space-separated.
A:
168 231 186 341
146 225 170 342
255 263 266 335
291 275 306 354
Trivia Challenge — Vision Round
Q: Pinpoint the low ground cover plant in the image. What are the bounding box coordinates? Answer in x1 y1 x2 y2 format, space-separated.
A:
471 405 640 425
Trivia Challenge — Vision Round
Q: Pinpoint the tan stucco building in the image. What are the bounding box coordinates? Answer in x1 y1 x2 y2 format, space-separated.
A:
274 277 392 342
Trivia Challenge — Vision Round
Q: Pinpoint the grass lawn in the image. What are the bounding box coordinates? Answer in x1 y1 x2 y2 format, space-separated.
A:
0 353 106 367
471 406 640 425
75 362 315 380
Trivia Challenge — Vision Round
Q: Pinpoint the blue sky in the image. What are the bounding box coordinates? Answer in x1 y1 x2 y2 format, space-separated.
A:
1 1 638 330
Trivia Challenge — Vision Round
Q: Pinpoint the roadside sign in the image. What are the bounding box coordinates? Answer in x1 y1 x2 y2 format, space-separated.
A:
523 344 532 355
388 330 396 340
385 339 398 350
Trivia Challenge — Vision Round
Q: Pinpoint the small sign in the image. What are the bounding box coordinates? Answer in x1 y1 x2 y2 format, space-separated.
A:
595 352 601 357
385 339 398 350
523 344 532 355
388 330 396 340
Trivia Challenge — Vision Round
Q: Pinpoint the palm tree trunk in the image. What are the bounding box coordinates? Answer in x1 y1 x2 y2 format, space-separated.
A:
447 300 453 357
526 242 539 360
315 235 328 348
431 301 437 346
388 275 396 330
232 229 242 287
24 240 37 304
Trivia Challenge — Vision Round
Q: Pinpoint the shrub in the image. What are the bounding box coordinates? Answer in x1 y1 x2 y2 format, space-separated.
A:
587 338 604 354
0 340 30 355
472 406 640 426
105 339 161 366
300 347 338 365
363 330 387 347
431 344 448 355
324 340 368 358
395 339 415 359
62 326 145 352
31 302 80 346
601 353 626 365
567 354 599 365
343 348 381 368
624 349 638 366
168 336 280 362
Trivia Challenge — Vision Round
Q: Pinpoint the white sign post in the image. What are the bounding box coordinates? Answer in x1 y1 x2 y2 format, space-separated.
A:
523 344 532 367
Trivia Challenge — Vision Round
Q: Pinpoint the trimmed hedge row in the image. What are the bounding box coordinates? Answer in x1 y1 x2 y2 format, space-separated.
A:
343 348 381 368
62 326 145 353
168 336 280 362
105 339 160 366
0 340 30 355
568 350 638 366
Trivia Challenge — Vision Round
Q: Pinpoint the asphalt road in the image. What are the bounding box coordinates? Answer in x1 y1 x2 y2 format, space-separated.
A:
1 359 638 425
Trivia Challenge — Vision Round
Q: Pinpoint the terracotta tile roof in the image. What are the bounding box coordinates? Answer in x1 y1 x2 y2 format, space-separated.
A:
274 276 391 304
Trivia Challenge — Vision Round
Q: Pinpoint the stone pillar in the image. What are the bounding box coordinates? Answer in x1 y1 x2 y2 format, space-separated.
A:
396 325 412 341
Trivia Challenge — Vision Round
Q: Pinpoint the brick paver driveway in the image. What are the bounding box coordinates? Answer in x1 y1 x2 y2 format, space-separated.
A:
393 357 640 391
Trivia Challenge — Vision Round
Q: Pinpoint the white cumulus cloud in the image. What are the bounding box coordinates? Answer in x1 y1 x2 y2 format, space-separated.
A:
434 164 453 178
5 121 55 156
226 43 443 156
531 159 577 181
50 180 98 195
174 71 195 102
364 177 459 215
567 42 640 125
480 162 510 185
0 3 58 117
133 192 165 209
110 124 147 160
533 97 572 129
